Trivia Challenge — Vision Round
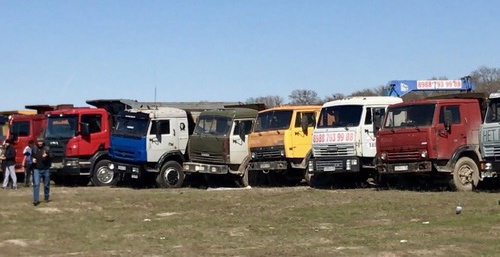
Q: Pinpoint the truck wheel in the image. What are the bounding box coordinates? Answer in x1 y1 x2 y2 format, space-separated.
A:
452 157 478 191
91 160 118 187
156 161 184 188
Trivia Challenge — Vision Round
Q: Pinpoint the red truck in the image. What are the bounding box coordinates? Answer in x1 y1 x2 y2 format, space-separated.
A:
43 100 134 186
376 94 486 191
2 105 73 181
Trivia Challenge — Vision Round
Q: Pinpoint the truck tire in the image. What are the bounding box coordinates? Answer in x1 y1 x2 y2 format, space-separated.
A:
91 159 118 187
238 168 257 187
156 161 184 188
452 157 478 192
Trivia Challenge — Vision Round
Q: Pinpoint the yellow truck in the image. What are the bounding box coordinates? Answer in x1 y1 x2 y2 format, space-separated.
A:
244 105 322 186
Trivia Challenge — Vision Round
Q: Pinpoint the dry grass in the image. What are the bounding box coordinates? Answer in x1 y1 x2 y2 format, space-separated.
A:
0 185 499 256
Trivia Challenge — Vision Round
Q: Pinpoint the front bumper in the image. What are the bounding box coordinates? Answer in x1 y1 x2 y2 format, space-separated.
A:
479 160 499 178
377 161 432 174
110 161 145 179
49 159 91 176
183 162 231 175
308 157 361 174
248 160 288 171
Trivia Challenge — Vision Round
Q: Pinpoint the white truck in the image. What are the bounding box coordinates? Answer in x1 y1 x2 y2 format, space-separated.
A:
479 92 500 183
307 96 403 187
106 102 243 187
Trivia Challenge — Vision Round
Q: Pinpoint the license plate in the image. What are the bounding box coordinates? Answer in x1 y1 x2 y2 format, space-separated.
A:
118 165 126 171
195 166 205 171
394 165 408 171
260 163 271 169
324 166 336 171
131 174 139 179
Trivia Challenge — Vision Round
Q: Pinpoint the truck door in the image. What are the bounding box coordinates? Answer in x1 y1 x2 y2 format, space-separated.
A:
360 107 384 158
436 105 465 159
147 119 177 162
79 114 107 157
230 119 254 164
290 111 316 158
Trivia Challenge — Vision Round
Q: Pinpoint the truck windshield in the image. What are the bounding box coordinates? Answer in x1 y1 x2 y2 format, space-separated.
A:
114 116 150 137
485 99 500 123
254 110 293 132
195 116 232 136
317 105 362 128
384 104 435 128
45 116 78 139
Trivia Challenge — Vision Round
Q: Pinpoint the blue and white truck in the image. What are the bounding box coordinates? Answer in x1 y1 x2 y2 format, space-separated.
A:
106 102 244 188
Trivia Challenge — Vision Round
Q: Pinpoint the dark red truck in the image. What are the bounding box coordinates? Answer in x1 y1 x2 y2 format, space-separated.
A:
376 94 486 191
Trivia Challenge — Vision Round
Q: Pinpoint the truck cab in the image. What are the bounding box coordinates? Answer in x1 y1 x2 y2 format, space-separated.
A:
479 92 500 181
183 108 258 186
247 105 321 186
108 106 194 188
2 105 72 179
307 97 402 187
376 95 486 191
44 100 132 186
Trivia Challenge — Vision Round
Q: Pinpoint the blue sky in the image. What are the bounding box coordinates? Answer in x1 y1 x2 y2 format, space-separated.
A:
1 0 498 110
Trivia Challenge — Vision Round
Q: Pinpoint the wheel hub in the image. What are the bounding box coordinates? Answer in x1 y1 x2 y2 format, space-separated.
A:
97 167 114 184
164 168 179 185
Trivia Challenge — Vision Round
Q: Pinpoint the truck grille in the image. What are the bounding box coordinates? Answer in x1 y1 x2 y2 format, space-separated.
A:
190 151 225 164
251 146 285 159
316 159 344 170
49 144 66 164
387 150 420 161
482 145 500 157
313 144 354 157
113 148 135 160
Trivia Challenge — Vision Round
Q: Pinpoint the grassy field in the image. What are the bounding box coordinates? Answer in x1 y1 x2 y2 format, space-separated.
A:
0 184 499 257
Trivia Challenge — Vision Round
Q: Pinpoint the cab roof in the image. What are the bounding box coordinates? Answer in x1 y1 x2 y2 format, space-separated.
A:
200 108 258 119
322 96 402 107
259 105 322 113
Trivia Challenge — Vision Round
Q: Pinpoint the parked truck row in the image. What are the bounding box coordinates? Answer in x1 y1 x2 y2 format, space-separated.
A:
2 77 498 191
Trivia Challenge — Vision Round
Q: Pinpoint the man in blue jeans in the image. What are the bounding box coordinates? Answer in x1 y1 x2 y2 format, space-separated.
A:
32 137 52 206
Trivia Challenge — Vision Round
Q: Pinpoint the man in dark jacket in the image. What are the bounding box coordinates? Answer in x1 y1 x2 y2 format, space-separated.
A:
32 137 52 206
1 139 17 189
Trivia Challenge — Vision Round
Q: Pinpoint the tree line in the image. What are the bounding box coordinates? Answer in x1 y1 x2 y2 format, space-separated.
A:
246 66 500 107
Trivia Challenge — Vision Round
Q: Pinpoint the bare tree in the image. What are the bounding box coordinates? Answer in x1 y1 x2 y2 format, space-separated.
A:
288 89 320 105
323 93 345 103
246 95 284 108
470 66 500 94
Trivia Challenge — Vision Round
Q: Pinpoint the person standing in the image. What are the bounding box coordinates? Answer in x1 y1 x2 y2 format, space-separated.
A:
32 138 52 206
23 140 35 187
1 139 17 189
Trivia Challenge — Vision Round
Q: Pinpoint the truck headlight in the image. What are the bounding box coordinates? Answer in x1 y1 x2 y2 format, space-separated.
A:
308 160 314 172
108 163 115 170
380 152 387 161
65 159 79 166
420 150 428 158
280 150 285 156
132 167 139 173
251 152 256 159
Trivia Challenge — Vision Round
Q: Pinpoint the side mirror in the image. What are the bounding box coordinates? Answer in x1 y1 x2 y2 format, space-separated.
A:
155 122 162 143
444 110 452 131
80 122 90 137
300 115 309 135
373 111 383 136
238 122 246 141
